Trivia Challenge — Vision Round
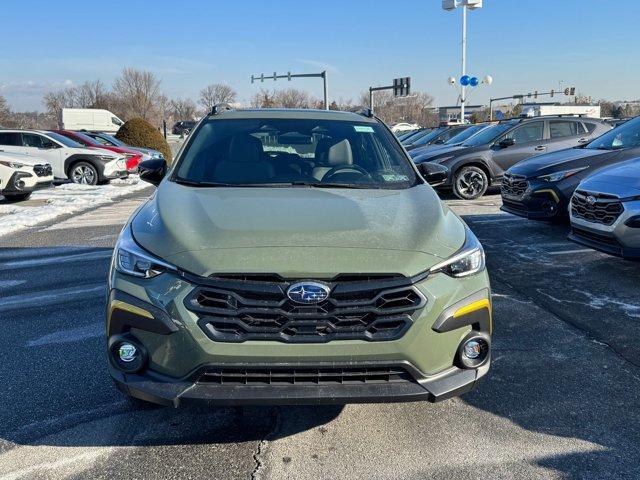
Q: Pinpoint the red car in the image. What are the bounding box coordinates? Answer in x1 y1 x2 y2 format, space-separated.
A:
51 130 143 172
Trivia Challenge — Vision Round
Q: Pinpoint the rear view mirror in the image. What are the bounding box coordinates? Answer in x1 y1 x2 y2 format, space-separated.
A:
498 138 516 148
417 162 448 187
138 159 167 187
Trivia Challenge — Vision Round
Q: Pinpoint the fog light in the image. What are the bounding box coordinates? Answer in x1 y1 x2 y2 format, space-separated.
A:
118 343 137 362
464 340 483 359
109 337 147 373
457 335 490 369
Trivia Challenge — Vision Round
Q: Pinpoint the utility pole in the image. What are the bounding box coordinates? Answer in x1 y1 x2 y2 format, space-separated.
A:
250 71 329 110
443 0 483 123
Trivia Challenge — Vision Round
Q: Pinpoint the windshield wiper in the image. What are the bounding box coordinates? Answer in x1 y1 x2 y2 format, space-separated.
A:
174 178 240 187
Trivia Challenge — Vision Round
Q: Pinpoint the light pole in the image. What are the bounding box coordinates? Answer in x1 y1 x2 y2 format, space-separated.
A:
442 0 483 122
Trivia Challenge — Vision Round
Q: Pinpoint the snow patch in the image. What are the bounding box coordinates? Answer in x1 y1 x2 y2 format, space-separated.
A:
0 175 149 238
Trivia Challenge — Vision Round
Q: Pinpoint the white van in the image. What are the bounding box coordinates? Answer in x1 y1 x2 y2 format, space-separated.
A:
61 109 125 133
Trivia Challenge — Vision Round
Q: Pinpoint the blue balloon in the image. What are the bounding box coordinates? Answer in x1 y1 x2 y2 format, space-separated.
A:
460 75 471 86
470 76 479 87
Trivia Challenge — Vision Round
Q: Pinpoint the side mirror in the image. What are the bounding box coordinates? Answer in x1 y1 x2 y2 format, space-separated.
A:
433 139 445 145
138 159 167 187
498 138 516 148
417 162 449 187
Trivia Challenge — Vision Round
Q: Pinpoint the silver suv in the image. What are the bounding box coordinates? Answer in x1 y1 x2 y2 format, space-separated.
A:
569 158 640 259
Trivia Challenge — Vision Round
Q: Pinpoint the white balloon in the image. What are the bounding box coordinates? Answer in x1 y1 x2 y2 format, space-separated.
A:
483 75 493 85
447 76 457 85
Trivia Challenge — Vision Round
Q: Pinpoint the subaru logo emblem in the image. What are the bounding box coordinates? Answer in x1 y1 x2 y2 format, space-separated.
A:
287 282 331 304
586 195 597 205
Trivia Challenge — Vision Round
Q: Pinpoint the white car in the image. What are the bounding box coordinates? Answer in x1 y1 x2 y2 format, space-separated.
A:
391 122 421 134
0 151 53 201
0 130 128 185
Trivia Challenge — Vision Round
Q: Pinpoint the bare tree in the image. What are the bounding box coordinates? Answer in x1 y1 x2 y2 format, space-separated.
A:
274 88 315 108
170 98 198 120
250 89 277 108
75 80 109 109
0 94 13 127
199 83 237 110
113 68 162 122
359 90 436 127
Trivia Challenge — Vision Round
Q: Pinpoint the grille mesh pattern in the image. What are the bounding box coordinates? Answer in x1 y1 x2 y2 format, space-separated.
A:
501 173 529 198
185 276 427 343
198 366 415 385
571 190 623 226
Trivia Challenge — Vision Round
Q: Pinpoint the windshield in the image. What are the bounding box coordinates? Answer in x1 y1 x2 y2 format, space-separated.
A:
46 131 83 148
462 122 517 147
174 117 419 189
93 133 124 147
401 129 432 145
586 116 640 150
409 127 446 146
446 124 487 145
70 132 100 146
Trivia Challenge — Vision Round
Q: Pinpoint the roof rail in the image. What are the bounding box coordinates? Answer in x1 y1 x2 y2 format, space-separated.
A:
355 108 374 118
210 103 234 116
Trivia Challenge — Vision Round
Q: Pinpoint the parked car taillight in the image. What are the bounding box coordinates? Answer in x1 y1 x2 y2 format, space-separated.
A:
125 154 143 171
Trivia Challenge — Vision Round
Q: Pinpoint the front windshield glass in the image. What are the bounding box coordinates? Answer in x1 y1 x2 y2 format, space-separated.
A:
174 117 419 189
462 122 517 147
401 129 431 145
446 124 487 144
46 131 83 148
586 116 640 150
410 127 446 146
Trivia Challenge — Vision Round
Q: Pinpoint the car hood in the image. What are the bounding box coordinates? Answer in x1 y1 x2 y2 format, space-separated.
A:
577 159 640 198
131 182 466 277
508 147 617 178
0 151 45 166
412 145 468 163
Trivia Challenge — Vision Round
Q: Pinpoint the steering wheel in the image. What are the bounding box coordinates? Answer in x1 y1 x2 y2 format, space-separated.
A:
322 165 368 182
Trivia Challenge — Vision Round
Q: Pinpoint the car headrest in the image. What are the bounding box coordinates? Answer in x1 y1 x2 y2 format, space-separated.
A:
327 139 353 166
314 137 334 164
229 134 264 163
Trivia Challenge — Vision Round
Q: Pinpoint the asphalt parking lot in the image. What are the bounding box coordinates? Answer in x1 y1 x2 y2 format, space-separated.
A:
0 191 639 479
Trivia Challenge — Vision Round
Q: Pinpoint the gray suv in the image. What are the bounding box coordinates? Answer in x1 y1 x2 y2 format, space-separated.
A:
569 158 640 259
411 116 611 199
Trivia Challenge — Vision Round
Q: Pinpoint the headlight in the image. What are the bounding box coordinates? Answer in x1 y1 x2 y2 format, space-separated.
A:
114 225 176 278
537 166 589 182
0 160 26 168
429 227 485 278
98 155 117 162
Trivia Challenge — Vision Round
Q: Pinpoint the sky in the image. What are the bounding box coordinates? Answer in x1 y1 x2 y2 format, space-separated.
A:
1 0 638 111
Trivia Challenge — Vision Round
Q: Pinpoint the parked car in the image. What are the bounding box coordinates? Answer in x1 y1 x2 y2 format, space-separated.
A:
52 130 142 172
106 107 492 407
405 125 472 151
61 108 124 134
397 128 426 142
391 122 421 134
413 116 611 199
401 128 433 146
81 132 164 161
0 151 53 201
501 116 640 220
410 124 489 159
0 130 127 185
568 158 640 259
172 120 197 135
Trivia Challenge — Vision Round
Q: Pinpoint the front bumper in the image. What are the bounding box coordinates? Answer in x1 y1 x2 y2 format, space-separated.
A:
107 263 492 406
500 185 568 220
569 200 640 259
110 360 489 407
2 171 53 195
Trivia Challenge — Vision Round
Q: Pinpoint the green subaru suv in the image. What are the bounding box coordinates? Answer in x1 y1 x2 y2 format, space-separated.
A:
107 107 492 406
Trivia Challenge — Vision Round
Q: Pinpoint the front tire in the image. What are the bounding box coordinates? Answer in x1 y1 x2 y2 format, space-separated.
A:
453 166 489 200
69 162 99 185
2 192 32 202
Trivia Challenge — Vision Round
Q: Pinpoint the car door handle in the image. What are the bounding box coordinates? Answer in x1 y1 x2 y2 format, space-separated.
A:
577 138 589 143
534 145 546 151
